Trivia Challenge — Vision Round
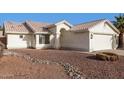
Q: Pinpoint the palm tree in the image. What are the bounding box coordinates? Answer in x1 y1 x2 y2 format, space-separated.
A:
114 14 124 48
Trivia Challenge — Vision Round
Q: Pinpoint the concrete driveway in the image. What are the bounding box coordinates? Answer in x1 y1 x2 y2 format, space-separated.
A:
93 49 124 56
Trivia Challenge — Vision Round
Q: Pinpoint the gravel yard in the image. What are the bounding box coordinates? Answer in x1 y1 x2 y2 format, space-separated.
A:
10 49 124 79
0 55 69 79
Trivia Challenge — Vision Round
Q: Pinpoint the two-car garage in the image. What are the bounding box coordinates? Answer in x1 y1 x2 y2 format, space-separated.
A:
59 19 120 52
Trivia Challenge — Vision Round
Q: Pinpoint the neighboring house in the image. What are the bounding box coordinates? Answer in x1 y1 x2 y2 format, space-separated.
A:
3 19 120 52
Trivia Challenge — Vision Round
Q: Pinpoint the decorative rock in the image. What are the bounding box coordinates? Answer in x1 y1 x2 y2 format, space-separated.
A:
3 50 84 79
69 72 73 77
96 52 119 61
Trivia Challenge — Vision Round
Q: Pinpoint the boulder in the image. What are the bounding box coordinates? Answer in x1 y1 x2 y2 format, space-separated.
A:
96 52 119 61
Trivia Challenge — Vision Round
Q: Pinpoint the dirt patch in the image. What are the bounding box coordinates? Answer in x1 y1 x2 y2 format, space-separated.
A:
0 56 69 79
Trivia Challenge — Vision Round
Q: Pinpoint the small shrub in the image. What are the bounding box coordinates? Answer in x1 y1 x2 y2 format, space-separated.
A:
96 52 119 61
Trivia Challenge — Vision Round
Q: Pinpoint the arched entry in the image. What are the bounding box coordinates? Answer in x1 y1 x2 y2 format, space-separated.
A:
54 20 72 49
54 28 68 49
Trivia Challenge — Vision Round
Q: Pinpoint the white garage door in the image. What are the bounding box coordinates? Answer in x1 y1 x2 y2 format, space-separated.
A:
92 34 113 51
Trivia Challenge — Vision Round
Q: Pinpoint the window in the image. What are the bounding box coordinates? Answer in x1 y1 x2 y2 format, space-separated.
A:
19 35 23 38
45 34 50 44
39 34 50 44
39 35 44 44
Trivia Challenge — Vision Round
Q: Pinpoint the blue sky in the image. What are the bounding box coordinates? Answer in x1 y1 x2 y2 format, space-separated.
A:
0 13 120 26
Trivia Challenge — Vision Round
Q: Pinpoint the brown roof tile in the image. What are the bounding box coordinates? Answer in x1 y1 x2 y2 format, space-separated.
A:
4 21 52 33
25 21 51 32
70 19 105 31
4 21 31 33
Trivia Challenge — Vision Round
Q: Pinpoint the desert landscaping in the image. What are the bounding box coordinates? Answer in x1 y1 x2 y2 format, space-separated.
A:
0 49 123 79
0 55 69 79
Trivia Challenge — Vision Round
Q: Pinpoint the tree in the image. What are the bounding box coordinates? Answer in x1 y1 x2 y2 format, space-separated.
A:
114 14 124 48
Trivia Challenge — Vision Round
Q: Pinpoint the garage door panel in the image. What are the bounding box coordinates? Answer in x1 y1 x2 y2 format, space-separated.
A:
92 34 112 51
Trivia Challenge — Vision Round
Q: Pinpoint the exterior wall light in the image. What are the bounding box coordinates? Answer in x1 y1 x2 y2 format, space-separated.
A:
91 34 93 39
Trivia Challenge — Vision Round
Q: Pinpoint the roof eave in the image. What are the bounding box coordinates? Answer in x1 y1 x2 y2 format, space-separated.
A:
55 20 73 28
105 20 120 34
69 29 89 33
5 32 31 34
34 31 51 34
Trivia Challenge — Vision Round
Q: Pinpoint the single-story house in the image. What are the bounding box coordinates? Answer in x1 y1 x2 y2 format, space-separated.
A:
3 19 120 52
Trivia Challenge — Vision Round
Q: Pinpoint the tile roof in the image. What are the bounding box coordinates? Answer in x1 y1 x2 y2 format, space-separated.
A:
4 19 119 34
25 21 51 32
70 19 105 31
4 21 52 33
4 21 30 33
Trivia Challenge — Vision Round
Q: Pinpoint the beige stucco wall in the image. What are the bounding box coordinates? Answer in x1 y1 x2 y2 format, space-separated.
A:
90 22 118 35
7 34 31 49
7 33 51 49
60 31 90 51
27 34 35 48
55 23 71 49
49 27 56 48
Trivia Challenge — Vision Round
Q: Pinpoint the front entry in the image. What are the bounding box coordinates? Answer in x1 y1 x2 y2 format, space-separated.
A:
27 35 35 48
